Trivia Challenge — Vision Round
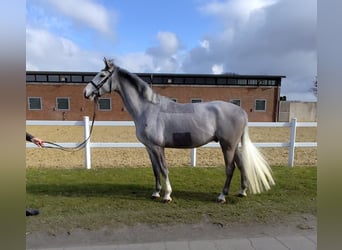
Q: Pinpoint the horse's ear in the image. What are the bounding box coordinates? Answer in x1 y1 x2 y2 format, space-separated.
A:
103 57 108 68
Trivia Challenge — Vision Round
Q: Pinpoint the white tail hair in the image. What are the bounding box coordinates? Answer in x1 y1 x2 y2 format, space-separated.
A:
241 125 275 194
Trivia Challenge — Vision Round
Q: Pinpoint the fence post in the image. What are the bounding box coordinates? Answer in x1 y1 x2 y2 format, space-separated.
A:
191 148 197 167
288 118 297 167
83 116 91 169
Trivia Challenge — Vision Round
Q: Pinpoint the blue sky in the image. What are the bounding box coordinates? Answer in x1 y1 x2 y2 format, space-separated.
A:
26 0 317 101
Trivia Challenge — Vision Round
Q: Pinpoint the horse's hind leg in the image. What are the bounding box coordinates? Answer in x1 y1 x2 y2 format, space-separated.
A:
147 146 172 202
218 144 236 203
234 150 248 197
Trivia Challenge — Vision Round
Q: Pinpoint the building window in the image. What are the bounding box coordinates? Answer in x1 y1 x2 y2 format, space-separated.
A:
237 79 247 85
185 78 195 84
56 97 70 111
257 79 268 86
248 79 258 86
255 99 266 112
207 78 216 85
36 75 47 82
174 78 184 84
152 77 162 84
60 75 70 82
227 78 237 85
28 97 42 110
268 80 276 86
195 78 205 84
98 98 111 111
171 98 178 102
191 98 202 103
26 75 35 82
71 75 82 82
48 75 59 82
230 99 241 106
217 78 226 85
84 75 95 82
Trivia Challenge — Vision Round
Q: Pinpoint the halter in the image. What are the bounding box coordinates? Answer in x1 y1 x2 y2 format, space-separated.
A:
89 66 117 96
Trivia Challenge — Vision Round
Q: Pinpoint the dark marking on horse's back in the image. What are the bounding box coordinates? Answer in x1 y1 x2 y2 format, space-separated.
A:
172 132 192 147
161 102 194 113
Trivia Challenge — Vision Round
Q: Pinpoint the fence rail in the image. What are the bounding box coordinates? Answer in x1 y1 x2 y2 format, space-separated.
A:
26 117 317 168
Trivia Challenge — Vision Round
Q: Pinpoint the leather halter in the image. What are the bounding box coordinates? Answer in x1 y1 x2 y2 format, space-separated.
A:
89 67 117 96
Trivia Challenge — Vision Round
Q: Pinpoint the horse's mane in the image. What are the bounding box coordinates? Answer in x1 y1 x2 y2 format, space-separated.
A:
109 61 159 104
125 70 160 104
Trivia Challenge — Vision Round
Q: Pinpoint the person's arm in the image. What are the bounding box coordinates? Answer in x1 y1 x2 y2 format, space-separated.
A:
26 132 34 142
26 132 44 147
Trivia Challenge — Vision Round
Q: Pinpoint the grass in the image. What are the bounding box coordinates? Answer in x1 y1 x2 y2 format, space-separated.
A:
26 166 316 234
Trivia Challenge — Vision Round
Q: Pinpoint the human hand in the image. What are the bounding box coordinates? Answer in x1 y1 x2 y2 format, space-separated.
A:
31 137 44 148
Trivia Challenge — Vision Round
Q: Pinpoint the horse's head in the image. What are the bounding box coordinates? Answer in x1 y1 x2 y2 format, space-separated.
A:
83 58 118 100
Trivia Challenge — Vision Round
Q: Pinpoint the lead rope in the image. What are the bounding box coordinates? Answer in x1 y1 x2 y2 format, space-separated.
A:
42 100 97 152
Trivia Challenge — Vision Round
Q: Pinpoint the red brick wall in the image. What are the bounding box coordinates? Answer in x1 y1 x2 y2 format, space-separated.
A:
26 84 279 122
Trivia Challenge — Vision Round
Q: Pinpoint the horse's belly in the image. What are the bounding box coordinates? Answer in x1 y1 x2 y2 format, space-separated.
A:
165 132 193 148
164 129 215 148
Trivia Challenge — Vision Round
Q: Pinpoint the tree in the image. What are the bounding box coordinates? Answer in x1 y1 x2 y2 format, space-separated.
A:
311 76 317 97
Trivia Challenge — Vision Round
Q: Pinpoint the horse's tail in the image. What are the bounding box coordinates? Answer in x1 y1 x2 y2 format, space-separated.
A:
240 125 275 194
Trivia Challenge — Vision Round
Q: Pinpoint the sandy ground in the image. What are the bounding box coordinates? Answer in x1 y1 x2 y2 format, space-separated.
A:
26 213 317 249
26 126 317 168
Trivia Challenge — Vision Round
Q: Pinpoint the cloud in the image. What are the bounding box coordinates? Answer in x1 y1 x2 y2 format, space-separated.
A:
26 27 103 71
181 0 317 101
199 0 277 28
145 31 183 72
212 64 224 74
26 0 316 101
115 53 154 73
46 0 115 35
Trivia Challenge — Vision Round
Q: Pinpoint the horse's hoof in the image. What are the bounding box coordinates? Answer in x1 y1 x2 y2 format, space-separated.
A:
237 192 247 198
217 194 226 203
163 198 172 203
237 189 247 197
217 198 226 204
151 192 160 200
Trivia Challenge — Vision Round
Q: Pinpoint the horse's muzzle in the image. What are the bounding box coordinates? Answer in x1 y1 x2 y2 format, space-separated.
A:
83 89 91 99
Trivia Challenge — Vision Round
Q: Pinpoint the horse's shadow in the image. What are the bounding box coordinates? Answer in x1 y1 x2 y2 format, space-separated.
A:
26 183 240 203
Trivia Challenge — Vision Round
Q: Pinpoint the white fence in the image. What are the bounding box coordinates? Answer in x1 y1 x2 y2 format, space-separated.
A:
26 117 317 168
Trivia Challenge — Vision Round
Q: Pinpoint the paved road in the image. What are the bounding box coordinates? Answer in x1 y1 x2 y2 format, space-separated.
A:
27 233 316 250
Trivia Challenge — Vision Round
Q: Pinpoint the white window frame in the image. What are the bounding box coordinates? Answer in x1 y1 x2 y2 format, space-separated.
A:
255 99 267 112
230 99 241 107
98 98 112 111
56 97 70 111
28 97 42 110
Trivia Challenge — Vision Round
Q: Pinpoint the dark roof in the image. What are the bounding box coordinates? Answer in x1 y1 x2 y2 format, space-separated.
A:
26 71 285 87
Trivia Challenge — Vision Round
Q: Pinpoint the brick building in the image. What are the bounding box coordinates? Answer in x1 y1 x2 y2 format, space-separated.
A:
26 71 285 122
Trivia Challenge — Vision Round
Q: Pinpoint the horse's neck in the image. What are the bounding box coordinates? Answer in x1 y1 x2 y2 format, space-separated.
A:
116 77 157 120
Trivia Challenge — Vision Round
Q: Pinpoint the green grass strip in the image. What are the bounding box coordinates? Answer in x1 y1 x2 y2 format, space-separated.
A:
26 166 316 233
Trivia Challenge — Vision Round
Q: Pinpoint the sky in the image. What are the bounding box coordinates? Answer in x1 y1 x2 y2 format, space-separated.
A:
26 0 317 101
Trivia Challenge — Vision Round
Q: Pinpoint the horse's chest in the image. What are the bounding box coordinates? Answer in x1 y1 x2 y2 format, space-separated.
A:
136 122 163 145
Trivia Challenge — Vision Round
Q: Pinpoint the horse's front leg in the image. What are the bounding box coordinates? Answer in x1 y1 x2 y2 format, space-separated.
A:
147 149 162 199
147 146 172 202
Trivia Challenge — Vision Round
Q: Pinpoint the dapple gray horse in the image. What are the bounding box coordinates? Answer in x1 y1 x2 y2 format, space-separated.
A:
83 58 275 203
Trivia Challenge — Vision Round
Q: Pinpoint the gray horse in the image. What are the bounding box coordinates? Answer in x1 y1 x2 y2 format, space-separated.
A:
83 58 275 203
